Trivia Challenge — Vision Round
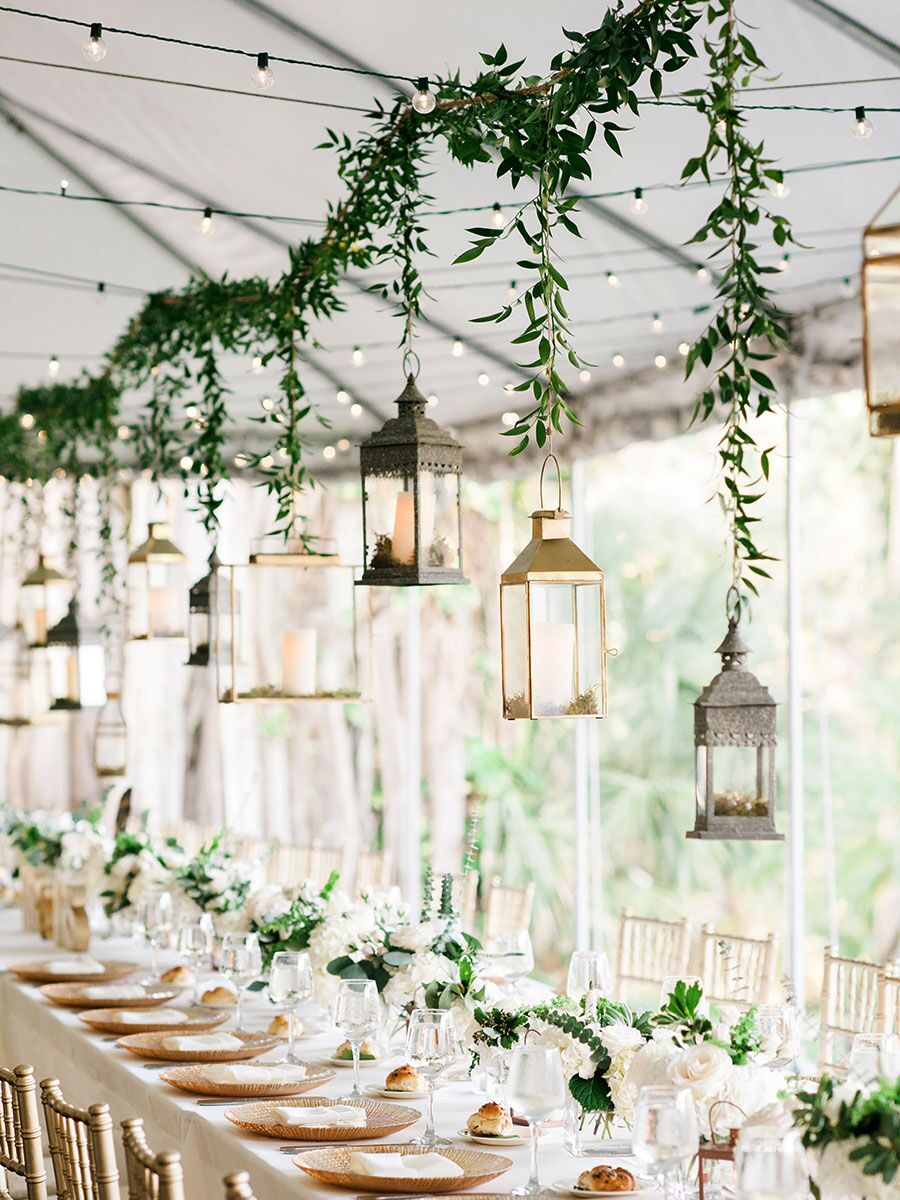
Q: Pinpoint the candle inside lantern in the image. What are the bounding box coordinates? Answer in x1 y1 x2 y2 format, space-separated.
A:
530 622 575 716
32 606 47 646
391 491 416 565
66 651 79 703
282 629 317 695
147 587 179 637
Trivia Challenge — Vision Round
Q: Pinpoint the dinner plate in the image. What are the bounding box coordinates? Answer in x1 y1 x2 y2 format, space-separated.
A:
225 1097 420 1140
40 983 181 1009
363 1084 428 1101
456 1128 527 1146
552 1178 657 1197
78 1006 229 1036
8 959 139 985
116 1031 279 1062
323 1055 381 1068
292 1144 512 1193
159 1062 335 1099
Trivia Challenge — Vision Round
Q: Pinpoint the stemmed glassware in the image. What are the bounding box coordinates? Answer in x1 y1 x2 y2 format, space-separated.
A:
734 1127 809 1199
483 930 535 994
507 1044 567 1195
177 919 213 997
566 950 614 1002
220 931 262 1033
136 891 173 983
658 975 706 1010
268 951 314 1065
404 1009 460 1146
334 978 381 1100
632 1085 699 1200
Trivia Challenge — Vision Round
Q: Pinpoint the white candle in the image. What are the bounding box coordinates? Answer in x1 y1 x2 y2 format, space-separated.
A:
391 492 416 565
147 587 178 637
32 606 47 645
531 622 575 716
282 629 317 696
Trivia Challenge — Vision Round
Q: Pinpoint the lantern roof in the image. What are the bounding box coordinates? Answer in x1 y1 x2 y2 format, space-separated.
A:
128 522 187 565
695 616 776 746
501 509 603 584
46 598 101 647
360 374 462 477
22 555 68 588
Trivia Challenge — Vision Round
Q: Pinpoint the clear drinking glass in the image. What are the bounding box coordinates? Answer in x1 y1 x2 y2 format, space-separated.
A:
756 1004 800 1067
632 1085 699 1200
507 1044 567 1195
137 891 173 983
658 975 706 1009
404 1008 460 1146
566 950 614 1001
334 978 381 1100
268 951 314 1065
734 1127 809 1199
220 931 262 1033
483 930 535 993
177 919 213 995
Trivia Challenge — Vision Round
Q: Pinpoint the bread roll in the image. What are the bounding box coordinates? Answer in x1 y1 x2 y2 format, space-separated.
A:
466 1101 514 1137
160 965 195 985
336 1038 378 1060
200 984 238 1008
385 1064 423 1092
576 1166 636 1193
268 1012 304 1038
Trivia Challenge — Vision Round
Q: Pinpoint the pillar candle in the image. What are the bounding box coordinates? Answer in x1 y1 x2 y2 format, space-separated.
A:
391 492 416 565
147 587 178 637
530 621 575 716
282 629 317 695
32 606 47 645
66 651 80 703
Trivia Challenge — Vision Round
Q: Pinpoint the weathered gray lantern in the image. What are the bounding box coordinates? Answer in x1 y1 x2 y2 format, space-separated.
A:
688 608 782 842
359 374 466 586
46 599 107 709
187 550 234 668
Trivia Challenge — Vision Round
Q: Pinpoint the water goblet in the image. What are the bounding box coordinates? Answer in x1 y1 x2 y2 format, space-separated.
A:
507 1044 567 1195
268 951 314 1065
405 1008 461 1146
137 891 173 983
566 950 614 1001
220 931 262 1033
734 1126 810 1199
483 930 535 994
334 978 381 1100
632 1084 699 1200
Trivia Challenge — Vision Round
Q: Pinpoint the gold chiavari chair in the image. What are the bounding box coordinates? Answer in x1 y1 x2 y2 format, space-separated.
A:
307 844 350 890
266 844 312 886
222 1173 256 1200
355 848 393 893
0 1065 49 1200
483 877 535 938
231 836 272 865
819 945 881 1072
40 1081 120 1200
698 925 780 1007
614 909 693 1002
121 1119 184 1200
876 964 900 1035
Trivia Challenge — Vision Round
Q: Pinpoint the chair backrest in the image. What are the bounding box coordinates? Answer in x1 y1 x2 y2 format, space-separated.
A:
451 871 478 933
877 965 900 1035
231 836 271 864
40 1079 120 1200
121 1119 184 1200
483 877 534 938
819 945 881 1071
265 844 312 886
614 909 693 999
308 844 349 890
222 1173 257 1200
355 848 393 893
699 925 780 1007
0 1065 48 1200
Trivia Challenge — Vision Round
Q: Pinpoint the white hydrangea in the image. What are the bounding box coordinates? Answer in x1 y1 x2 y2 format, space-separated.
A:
528 1016 596 1080
810 1139 894 1200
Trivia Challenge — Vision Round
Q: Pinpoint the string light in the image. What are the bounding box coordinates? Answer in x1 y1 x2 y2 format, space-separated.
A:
350 403 362 418
777 252 791 272
579 369 592 383
501 411 519 426
233 452 249 468
503 381 515 393
47 354 60 376
412 77 436 115
82 22 107 63
679 341 690 356
352 346 365 367
427 394 438 406
322 445 336 460
179 455 194 471
251 51 274 90
117 424 131 440
477 371 490 387
185 404 199 418
652 313 664 332
96 280 106 303
491 203 506 229
606 271 621 289
337 438 350 451
198 206 214 235
696 266 711 282
260 454 274 469
250 354 264 373
260 396 275 411
631 186 647 214
59 179 69 196
654 353 667 369
612 353 625 368
336 389 350 404
507 280 518 299
451 339 464 357
277 446 289 460
19 412 34 430
770 176 791 198
852 105 874 140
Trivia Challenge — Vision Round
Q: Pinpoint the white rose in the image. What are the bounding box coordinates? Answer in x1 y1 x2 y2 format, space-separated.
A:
726 1064 784 1124
668 1043 733 1101
248 885 291 925
390 925 432 953
627 1039 678 1093
599 1025 645 1057
739 1100 795 1137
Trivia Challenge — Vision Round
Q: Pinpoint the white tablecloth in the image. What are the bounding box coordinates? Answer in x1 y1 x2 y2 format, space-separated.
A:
0 909 649 1200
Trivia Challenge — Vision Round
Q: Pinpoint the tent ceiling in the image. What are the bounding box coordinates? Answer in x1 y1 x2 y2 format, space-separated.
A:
0 0 896 470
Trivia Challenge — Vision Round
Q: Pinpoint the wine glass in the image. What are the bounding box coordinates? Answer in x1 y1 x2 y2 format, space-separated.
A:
334 978 381 1100
220 931 262 1033
507 1044 567 1195
632 1085 699 1200
268 951 314 1065
404 1009 460 1146
137 891 173 983
177 919 213 996
734 1127 809 1199
756 1004 800 1067
567 950 614 1001
847 1032 900 1086
483 930 535 993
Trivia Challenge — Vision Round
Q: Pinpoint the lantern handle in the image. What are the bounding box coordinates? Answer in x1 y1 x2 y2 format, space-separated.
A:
725 584 742 626
539 452 564 513
402 350 421 380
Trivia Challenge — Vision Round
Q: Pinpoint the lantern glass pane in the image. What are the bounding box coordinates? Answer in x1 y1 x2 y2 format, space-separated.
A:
528 582 578 717
501 582 528 718
864 261 900 411
0 644 50 723
574 582 604 716
363 473 412 570
47 644 105 707
418 470 460 570
129 560 187 639
21 583 69 647
95 695 127 776
708 744 770 817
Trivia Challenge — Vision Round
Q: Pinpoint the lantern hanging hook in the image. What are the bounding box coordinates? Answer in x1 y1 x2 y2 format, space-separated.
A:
539 452 563 513
402 349 421 380
725 583 742 626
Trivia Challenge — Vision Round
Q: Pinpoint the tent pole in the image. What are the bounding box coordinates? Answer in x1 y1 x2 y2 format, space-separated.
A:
786 392 806 1012
571 460 591 950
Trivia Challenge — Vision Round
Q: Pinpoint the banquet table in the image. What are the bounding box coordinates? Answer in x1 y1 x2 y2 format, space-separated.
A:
0 910 656 1200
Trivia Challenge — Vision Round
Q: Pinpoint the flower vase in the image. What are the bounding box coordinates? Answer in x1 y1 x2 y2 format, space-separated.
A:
19 864 49 932
564 1095 632 1156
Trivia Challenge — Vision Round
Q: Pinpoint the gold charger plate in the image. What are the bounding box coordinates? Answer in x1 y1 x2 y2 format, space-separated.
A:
292 1144 512 1193
159 1062 336 1098
78 1006 229 1035
116 1031 279 1062
40 983 181 1009
7 960 138 985
225 1097 420 1141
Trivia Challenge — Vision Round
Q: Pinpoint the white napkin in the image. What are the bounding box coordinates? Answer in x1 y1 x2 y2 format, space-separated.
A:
200 1064 308 1085
45 958 104 974
272 1104 365 1128
161 1033 243 1051
348 1153 463 1179
83 985 146 1000
114 1009 188 1025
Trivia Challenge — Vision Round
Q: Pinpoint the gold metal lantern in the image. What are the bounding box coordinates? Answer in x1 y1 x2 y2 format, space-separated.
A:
46 599 107 709
20 555 69 648
127 522 188 640
863 183 900 436
217 537 366 705
94 687 127 777
500 455 610 720
0 628 57 726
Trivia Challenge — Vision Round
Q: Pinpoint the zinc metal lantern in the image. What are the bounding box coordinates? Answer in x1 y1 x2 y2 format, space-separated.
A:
217 537 365 705
186 550 234 669
688 601 782 842
862 183 900 437
94 687 127 778
127 522 188 640
359 373 466 586
46 599 107 709
20 555 70 648
500 455 610 720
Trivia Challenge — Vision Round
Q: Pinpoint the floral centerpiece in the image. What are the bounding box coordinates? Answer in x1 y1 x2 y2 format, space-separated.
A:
102 830 183 918
7 806 105 872
171 832 262 928
248 872 341 970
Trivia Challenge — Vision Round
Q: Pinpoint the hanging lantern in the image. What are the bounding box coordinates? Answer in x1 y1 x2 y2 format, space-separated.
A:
217 537 366 704
500 454 610 720
359 373 466 586
688 595 782 841
0 628 54 725
45 599 107 709
862 183 900 436
94 687 127 777
20 555 70 648
186 550 235 668
127 522 188 640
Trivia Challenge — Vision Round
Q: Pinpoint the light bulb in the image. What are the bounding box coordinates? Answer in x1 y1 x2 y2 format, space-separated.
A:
117 424 131 440
198 206 214 235
654 354 667 369
412 77 436 115
491 203 506 229
427 394 438 406
277 446 289 460
47 355 60 377
233 452 249 468
477 371 490 387
352 346 365 367
251 52 275 90
261 396 275 412
678 342 690 356
770 177 790 199
260 454 273 469
606 271 621 289
185 404 199 418
579 369 592 383
852 105 873 140
323 445 336 460
179 455 194 471
82 22 107 62
59 179 69 196
507 280 518 299
250 354 263 373
336 389 350 404
777 253 790 273
612 353 625 369
501 411 519 427
337 438 350 451
19 413 34 430
451 339 464 357
652 313 663 332
696 266 711 283
350 403 362 417
96 281 106 304
631 187 647 215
